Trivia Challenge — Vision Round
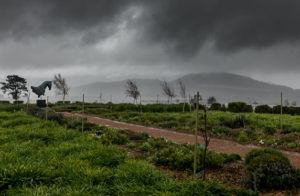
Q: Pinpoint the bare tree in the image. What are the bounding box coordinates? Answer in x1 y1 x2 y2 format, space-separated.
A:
161 80 176 104
125 79 140 105
201 106 212 181
53 74 70 103
178 79 186 112
284 99 290 106
99 92 103 103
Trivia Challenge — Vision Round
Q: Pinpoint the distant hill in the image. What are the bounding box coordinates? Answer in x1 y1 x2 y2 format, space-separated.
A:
71 72 300 105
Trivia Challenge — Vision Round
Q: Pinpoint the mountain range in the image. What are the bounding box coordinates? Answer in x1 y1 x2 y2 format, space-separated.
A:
71 72 300 105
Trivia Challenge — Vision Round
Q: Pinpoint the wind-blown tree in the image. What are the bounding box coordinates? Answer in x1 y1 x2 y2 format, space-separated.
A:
161 80 176 104
53 74 70 103
178 79 187 112
207 96 217 105
1 75 28 102
125 79 140 105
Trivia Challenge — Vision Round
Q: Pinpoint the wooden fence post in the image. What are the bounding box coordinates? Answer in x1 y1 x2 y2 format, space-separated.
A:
46 96 49 121
280 92 283 130
26 92 30 112
82 94 85 134
193 91 199 176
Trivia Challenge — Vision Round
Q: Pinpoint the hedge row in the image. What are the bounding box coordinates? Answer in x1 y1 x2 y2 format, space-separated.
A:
255 104 300 115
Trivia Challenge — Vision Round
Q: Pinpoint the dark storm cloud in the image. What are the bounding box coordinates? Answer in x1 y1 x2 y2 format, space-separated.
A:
1 0 300 56
138 0 300 56
0 0 131 43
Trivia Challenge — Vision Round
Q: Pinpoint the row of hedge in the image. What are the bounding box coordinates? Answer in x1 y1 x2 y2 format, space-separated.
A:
255 104 300 115
210 102 253 113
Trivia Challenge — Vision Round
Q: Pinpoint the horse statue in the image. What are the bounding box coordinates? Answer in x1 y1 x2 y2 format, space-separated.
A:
31 81 52 98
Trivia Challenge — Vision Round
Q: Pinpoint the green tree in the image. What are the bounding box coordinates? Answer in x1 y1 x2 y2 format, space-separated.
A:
207 96 216 105
1 75 28 102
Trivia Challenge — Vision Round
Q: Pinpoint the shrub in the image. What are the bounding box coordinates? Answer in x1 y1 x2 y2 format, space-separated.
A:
237 132 249 143
287 143 297 148
27 106 64 123
148 137 167 148
126 131 149 140
212 126 231 136
228 102 253 113
81 146 126 167
151 145 224 172
0 100 10 104
210 103 222 110
255 105 273 113
100 129 129 145
264 125 277 135
221 115 248 129
221 153 242 163
244 148 299 190
13 100 24 104
139 142 152 152
245 148 288 165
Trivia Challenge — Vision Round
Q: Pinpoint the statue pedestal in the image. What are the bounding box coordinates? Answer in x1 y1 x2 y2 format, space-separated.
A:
36 100 46 108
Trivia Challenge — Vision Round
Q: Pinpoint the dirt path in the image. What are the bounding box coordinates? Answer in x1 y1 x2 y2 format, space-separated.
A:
61 112 300 168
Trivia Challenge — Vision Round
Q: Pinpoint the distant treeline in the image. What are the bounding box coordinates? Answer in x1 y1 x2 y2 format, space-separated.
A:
211 102 300 115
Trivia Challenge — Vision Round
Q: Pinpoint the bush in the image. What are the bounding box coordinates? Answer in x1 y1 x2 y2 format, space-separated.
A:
255 105 273 113
148 137 167 148
221 153 242 163
126 131 149 140
151 145 224 172
264 125 277 135
13 100 24 104
27 106 64 123
212 126 231 136
100 129 129 145
81 146 126 167
221 115 248 129
237 132 249 143
210 103 222 110
244 148 299 190
139 142 152 151
0 100 10 104
228 102 253 113
245 148 288 165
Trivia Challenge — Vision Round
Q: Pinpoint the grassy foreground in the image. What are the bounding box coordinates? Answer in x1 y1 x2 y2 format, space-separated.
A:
0 112 256 195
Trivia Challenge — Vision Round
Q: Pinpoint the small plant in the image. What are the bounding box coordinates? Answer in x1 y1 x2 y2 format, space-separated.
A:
264 125 276 135
221 153 242 163
139 142 152 151
100 129 129 145
237 132 249 143
148 137 167 148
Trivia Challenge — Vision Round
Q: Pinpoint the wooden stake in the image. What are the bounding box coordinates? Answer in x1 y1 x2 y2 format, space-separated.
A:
46 96 49 121
82 94 84 134
110 95 112 112
26 92 30 112
280 92 283 130
193 92 199 176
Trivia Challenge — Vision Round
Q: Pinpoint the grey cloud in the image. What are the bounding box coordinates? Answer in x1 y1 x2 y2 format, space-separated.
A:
0 0 131 44
138 0 300 56
1 0 300 55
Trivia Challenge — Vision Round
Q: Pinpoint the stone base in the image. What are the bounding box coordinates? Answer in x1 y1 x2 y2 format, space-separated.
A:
37 100 46 108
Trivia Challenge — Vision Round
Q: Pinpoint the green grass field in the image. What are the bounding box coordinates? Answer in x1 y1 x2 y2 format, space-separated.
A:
0 111 258 195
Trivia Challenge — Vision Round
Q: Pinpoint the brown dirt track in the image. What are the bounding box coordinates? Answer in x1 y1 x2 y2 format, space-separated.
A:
61 112 300 168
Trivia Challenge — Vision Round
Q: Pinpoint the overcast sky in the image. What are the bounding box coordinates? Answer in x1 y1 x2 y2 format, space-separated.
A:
1 0 300 88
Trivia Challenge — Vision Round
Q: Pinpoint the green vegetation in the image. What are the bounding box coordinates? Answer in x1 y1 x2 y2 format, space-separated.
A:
244 148 299 190
0 111 257 195
55 103 300 150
